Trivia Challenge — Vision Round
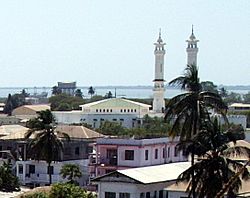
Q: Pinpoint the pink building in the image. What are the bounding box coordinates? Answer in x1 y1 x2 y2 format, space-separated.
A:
89 137 187 178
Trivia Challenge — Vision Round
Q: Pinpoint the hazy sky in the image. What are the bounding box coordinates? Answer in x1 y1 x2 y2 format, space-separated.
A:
0 0 249 87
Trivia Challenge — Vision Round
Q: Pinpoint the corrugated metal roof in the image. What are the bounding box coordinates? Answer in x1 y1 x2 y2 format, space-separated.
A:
94 162 190 184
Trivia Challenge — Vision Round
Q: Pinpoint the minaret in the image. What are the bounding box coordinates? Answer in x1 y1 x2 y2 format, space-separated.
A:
186 25 199 66
153 30 166 113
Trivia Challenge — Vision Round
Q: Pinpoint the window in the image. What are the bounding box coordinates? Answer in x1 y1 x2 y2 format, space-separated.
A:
18 164 23 174
131 109 133 112
124 109 126 113
140 193 145 198
145 150 148 160
113 119 117 121
100 109 102 112
47 166 54 175
29 165 35 174
134 109 136 112
174 146 178 157
107 109 109 112
125 150 134 160
103 109 105 112
120 109 123 112
127 109 130 112
75 147 80 155
105 192 116 198
163 148 166 158
146 192 150 198
110 109 112 112
96 109 98 112
168 147 170 158
119 193 130 198
155 149 158 159
159 190 163 198
0 146 2 158
154 191 157 198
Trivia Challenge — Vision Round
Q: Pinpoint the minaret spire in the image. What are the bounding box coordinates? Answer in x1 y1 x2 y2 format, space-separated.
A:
186 25 199 66
153 30 166 113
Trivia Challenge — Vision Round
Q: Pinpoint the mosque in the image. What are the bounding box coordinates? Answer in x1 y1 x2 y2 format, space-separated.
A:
53 28 199 128
152 27 199 113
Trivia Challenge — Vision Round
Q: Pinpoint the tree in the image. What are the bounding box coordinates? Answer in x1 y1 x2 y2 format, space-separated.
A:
52 86 62 95
88 86 95 98
243 92 250 103
224 92 242 104
3 94 14 115
0 162 20 192
60 164 82 185
164 64 227 198
21 89 30 97
219 87 228 98
105 91 113 98
97 121 125 136
25 110 70 185
201 81 218 94
177 119 250 198
75 89 83 98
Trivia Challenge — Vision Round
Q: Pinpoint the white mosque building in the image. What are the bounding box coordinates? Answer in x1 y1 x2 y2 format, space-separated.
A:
53 28 199 127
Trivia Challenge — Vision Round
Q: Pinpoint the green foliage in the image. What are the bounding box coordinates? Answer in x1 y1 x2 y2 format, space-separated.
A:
201 81 218 93
0 162 20 192
104 91 113 98
52 86 62 95
75 89 83 98
88 86 95 98
243 91 250 103
88 95 103 102
3 94 14 115
60 164 82 185
97 115 171 138
49 93 85 111
49 183 88 198
97 121 125 136
224 92 242 104
21 192 49 198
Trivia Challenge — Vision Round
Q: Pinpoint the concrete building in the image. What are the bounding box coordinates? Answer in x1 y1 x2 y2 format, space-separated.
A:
58 82 76 96
186 25 199 66
0 124 104 186
89 137 187 178
92 162 190 198
152 31 166 113
229 103 250 112
53 98 151 128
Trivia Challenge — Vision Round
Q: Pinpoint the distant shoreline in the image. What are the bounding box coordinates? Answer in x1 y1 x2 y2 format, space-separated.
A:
0 85 249 90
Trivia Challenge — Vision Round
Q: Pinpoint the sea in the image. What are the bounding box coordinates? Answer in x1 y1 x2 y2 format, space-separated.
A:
0 86 249 99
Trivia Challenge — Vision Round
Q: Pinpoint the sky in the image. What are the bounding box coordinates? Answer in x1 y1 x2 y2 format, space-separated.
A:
0 0 249 87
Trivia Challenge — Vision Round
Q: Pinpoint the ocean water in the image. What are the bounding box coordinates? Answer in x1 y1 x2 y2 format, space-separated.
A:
0 87 248 99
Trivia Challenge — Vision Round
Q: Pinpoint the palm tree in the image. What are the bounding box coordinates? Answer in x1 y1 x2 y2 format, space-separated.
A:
88 86 95 98
177 119 250 198
25 110 70 185
60 163 82 185
165 64 228 197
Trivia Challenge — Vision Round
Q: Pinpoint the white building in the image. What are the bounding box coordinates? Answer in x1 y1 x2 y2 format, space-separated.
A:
58 82 76 96
229 103 250 112
89 137 188 178
16 159 89 186
186 25 199 66
53 98 151 128
92 162 190 198
152 31 166 113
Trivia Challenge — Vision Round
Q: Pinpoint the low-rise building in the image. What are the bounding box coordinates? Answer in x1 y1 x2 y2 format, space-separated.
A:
89 137 187 178
0 124 104 186
229 103 250 112
58 82 76 96
92 162 190 198
53 98 151 128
